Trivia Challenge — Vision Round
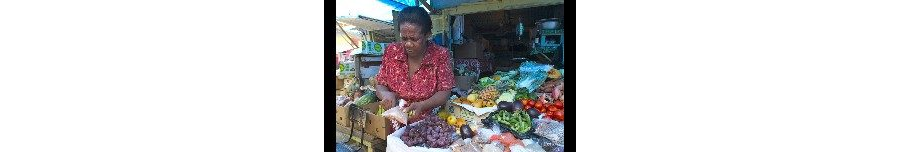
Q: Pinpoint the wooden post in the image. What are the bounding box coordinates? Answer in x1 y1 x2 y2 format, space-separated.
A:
392 10 401 42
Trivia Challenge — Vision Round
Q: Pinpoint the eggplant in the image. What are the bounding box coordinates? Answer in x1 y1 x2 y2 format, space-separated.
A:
460 124 475 139
527 108 541 118
497 101 513 112
512 100 525 111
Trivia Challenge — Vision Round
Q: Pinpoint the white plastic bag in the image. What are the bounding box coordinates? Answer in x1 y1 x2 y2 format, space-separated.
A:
509 145 528 152
449 139 481 152
481 142 504 152
386 124 452 152
476 128 499 144
382 106 408 124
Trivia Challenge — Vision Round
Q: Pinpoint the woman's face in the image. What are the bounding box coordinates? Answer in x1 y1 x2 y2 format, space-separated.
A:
399 23 428 56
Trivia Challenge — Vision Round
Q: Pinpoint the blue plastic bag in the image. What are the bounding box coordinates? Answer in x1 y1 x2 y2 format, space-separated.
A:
516 61 552 93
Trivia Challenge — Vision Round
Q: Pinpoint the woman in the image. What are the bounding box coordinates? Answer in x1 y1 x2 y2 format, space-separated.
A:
376 6 454 123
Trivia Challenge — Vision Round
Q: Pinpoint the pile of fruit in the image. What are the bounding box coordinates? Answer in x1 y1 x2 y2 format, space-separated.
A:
444 115 466 127
401 116 456 148
452 85 499 108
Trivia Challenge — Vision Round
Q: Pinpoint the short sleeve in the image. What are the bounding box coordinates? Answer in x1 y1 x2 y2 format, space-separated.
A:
435 48 455 91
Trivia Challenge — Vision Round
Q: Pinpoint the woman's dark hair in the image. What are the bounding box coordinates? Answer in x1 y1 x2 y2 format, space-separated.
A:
397 6 432 35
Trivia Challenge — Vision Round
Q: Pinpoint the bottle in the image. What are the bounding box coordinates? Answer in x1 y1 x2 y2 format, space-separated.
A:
517 18 524 40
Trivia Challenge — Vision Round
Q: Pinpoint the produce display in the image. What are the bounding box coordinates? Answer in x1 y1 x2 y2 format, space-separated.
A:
400 116 456 148
341 60 567 152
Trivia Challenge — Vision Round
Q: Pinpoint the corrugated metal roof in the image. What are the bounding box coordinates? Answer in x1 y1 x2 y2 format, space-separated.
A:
336 15 395 31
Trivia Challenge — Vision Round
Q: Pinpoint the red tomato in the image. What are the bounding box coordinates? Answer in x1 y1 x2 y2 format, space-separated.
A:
554 101 564 108
554 110 564 121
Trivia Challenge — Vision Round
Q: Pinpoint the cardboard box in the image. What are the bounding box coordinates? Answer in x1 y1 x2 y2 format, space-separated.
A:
336 78 345 90
360 41 388 55
356 102 394 140
336 104 351 127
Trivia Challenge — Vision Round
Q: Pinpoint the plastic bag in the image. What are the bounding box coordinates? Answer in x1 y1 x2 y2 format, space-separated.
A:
449 139 481 152
476 128 499 144
481 142 504 152
525 143 546 152
549 146 563 152
531 137 556 151
509 145 528 152
336 96 351 106
490 133 524 149
386 124 452 152
382 106 409 124
532 119 564 146
516 61 552 92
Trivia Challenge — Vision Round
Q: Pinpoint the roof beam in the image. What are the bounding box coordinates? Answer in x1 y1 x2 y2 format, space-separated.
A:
440 0 563 15
418 0 438 14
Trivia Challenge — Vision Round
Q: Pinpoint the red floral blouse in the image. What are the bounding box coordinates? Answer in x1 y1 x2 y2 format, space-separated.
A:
376 42 455 103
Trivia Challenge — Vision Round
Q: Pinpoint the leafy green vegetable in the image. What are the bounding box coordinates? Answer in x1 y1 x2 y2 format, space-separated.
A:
478 77 495 89
514 88 536 101
354 91 376 106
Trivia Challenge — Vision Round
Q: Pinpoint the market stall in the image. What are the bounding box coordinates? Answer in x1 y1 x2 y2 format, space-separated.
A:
383 61 565 152
336 0 566 152
339 61 565 152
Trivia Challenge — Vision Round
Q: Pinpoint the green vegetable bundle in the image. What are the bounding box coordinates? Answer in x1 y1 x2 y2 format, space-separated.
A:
514 88 537 101
354 91 376 106
491 110 532 134
478 77 495 90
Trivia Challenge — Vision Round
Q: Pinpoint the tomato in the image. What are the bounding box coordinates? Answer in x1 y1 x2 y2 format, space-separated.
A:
554 101 564 108
554 110 564 121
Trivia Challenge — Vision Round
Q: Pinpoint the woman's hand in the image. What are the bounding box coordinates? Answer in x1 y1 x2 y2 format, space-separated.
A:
380 92 397 108
404 101 429 123
375 85 398 108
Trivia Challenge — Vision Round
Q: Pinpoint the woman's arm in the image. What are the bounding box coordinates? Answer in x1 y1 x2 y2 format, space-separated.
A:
376 84 398 108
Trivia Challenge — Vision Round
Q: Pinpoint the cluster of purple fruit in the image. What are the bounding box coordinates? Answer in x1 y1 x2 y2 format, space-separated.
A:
400 116 455 148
